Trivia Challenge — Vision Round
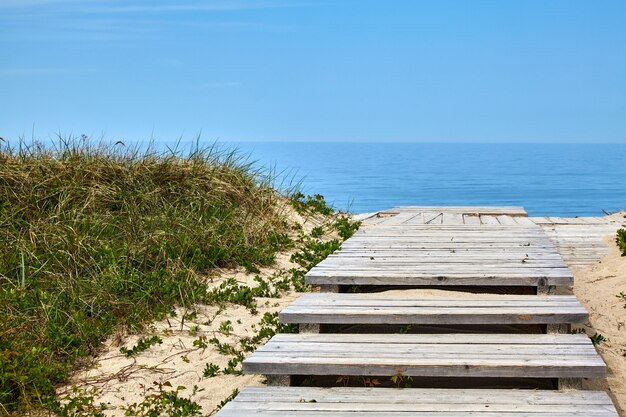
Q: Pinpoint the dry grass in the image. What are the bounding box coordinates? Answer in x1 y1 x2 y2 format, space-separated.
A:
0 137 294 413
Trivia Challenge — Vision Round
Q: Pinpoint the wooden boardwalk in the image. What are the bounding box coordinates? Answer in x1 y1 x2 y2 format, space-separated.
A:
307 211 572 289
532 215 624 266
216 206 619 417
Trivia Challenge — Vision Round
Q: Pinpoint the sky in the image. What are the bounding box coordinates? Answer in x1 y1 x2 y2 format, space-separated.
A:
1 0 625 144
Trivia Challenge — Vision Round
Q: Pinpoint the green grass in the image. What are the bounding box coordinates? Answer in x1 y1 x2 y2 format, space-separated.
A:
616 228 626 256
0 138 295 413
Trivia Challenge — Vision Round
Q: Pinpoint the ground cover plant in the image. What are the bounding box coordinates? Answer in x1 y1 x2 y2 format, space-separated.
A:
0 138 294 413
617 228 626 256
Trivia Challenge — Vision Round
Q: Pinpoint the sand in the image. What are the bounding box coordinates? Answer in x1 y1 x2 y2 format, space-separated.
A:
573 237 626 416
59 212 626 416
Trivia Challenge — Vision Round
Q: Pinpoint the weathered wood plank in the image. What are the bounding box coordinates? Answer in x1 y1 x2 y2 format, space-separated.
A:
384 206 528 216
217 387 619 417
306 275 572 287
243 334 605 379
480 215 501 225
280 293 588 325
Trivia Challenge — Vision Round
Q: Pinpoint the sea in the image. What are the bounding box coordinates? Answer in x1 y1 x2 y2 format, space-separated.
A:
204 142 626 217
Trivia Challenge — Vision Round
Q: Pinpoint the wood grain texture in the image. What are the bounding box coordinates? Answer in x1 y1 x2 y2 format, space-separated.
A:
307 216 573 287
280 293 588 325
243 333 606 379
216 387 619 416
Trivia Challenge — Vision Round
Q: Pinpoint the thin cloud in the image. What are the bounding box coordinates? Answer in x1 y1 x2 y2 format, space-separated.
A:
0 1 313 43
0 0 318 13
0 0 80 8
0 68 86 76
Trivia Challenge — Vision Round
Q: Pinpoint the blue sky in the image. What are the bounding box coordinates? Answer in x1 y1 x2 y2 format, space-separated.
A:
1 0 625 143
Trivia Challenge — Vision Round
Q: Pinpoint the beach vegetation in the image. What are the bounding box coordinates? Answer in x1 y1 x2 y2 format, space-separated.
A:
616 229 626 256
202 363 220 378
590 333 607 346
214 388 239 413
123 382 204 417
0 138 293 412
290 192 333 216
218 320 233 335
119 335 163 357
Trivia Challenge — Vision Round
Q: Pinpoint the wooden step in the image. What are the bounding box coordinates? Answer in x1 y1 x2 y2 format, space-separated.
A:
280 293 588 326
216 387 619 417
384 206 528 216
243 333 605 381
306 224 573 288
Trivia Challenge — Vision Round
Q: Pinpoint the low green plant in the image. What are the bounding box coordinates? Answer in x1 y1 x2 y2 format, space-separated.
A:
119 335 163 357
390 371 413 388
310 226 324 238
202 363 220 378
333 217 361 240
188 325 201 336
590 333 607 346
207 278 257 310
617 229 626 256
617 292 626 308
574 328 608 346
192 336 209 350
208 337 238 356
214 388 239 413
48 388 107 417
290 192 333 216
290 239 342 271
124 382 205 417
399 325 412 334
223 353 245 375
219 320 233 335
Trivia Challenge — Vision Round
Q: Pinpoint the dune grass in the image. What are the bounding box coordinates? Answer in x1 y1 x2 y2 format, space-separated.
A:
617 228 626 256
0 138 295 413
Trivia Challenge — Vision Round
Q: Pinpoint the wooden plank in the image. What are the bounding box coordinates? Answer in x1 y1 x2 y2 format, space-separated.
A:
306 274 572 287
269 333 593 343
243 333 606 379
463 214 481 225
442 212 465 225
291 293 581 304
512 216 537 225
384 206 528 216
218 387 619 417
232 386 614 403
422 212 443 224
480 215 501 225
497 215 519 225
280 294 588 325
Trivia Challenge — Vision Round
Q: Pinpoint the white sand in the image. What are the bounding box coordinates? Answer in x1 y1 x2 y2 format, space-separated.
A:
59 211 626 416
573 237 626 416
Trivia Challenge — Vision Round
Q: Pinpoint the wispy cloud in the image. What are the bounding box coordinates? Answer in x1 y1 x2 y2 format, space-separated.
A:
0 0 315 43
0 0 75 7
0 0 318 12
79 1 314 14
0 67 86 76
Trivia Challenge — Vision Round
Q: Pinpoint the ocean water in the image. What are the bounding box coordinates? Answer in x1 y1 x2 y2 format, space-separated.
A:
226 142 624 217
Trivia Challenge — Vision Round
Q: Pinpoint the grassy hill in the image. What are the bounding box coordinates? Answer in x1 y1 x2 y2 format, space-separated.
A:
0 139 304 413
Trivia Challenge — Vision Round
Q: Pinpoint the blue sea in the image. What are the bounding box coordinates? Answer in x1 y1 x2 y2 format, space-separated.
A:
225 142 624 217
